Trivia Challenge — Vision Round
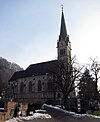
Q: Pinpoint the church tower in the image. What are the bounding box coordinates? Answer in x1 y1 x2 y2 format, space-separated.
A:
57 7 71 64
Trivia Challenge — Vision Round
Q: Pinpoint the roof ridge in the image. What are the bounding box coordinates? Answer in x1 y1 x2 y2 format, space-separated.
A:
26 59 57 68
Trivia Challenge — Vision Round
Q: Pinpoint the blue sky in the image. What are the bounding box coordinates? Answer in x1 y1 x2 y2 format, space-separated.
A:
0 0 100 70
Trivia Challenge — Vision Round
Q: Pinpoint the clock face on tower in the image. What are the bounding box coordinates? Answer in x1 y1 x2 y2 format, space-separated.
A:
61 42 63 46
59 41 65 46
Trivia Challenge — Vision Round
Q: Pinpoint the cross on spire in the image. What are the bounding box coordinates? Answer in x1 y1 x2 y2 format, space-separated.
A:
61 4 63 12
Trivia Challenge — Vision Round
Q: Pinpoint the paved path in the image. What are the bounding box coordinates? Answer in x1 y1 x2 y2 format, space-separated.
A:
43 104 100 122
21 104 100 122
22 118 62 122
22 117 100 122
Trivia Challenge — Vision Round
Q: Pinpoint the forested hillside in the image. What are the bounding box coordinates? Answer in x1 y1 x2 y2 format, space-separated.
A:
0 57 23 93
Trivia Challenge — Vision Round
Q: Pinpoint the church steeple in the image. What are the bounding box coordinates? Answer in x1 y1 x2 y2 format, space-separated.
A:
57 6 71 63
59 6 68 41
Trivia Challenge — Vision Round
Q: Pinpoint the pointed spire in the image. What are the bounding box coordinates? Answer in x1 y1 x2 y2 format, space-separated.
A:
59 5 68 41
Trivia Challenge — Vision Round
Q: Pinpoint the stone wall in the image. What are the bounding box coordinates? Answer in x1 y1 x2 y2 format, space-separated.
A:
19 103 28 116
0 101 28 122
0 101 16 122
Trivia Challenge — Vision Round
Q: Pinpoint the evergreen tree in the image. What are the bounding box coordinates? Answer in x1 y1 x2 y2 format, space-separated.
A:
79 68 96 110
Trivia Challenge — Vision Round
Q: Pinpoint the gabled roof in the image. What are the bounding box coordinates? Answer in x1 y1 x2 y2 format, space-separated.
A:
26 60 58 76
9 60 58 81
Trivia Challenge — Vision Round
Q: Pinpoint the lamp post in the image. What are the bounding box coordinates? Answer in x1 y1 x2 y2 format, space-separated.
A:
11 83 14 101
15 80 18 101
23 84 26 102
11 81 18 101
42 82 45 102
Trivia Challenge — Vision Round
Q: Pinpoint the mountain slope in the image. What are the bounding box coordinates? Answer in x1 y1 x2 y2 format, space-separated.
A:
0 57 23 92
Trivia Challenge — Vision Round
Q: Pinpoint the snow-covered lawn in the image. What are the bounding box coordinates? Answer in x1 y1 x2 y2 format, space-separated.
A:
21 113 51 121
5 112 51 122
5 117 22 122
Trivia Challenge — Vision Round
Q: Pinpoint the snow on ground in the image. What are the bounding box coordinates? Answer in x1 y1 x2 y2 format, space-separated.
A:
5 117 22 122
5 112 51 122
5 105 100 122
22 113 51 121
43 104 100 119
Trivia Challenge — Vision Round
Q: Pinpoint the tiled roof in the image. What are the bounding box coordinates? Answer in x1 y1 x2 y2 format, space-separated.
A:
9 60 58 81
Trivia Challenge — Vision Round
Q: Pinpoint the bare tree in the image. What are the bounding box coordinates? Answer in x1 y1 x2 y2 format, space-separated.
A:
90 58 100 98
52 57 83 109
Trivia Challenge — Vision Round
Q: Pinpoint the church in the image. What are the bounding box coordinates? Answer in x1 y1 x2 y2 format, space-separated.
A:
8 8 73 105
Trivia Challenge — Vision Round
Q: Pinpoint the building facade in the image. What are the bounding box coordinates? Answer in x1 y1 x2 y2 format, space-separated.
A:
8 8 73 104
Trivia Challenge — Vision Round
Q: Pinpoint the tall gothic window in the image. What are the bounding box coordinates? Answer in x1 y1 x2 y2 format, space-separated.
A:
20 82 24 93
29 81 32 92
38 80 42 91
60 49 65 56
47 79 53 90
63 49 65 55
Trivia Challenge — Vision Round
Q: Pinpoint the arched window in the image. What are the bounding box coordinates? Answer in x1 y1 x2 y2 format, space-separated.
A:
63 49 65 55
29 81 32 92
38 80 42 91
20 82 24 93
57 93 61 98
47 79 53 90
60 49 65 56
60 49 62 55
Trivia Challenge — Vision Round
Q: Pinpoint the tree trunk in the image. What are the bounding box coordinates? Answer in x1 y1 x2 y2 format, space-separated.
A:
63 96 68 110
95 74 98 100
